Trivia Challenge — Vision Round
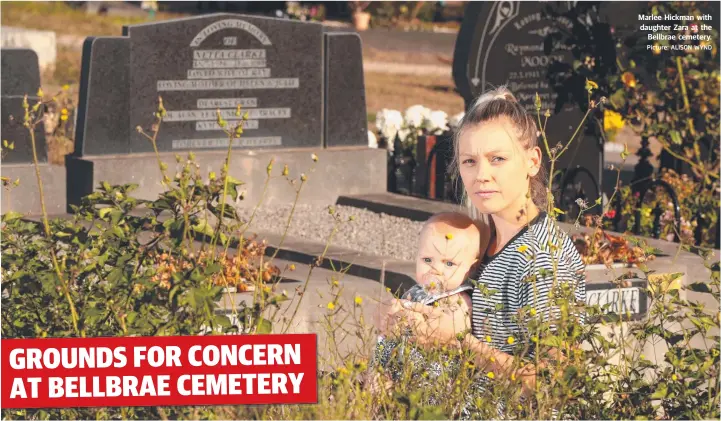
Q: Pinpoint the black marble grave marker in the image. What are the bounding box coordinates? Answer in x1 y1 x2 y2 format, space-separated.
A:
452 2 601 201
1 48 46 163
74 37 130 156
324 31 367 147
125 14 324 153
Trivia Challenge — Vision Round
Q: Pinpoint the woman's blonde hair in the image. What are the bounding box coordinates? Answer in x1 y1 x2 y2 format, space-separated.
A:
451 86 547 213
450 86 547 243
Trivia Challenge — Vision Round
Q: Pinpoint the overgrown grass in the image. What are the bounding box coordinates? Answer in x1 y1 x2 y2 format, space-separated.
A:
0 2 187 37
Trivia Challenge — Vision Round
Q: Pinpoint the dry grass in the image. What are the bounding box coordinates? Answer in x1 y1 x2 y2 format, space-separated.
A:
364 71 464 120
363 46 452 66
1 2 187 37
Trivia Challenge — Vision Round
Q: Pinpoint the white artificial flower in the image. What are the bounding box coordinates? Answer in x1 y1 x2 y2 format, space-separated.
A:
397 128 412 142
404 105 431 128
367 130 378 148
449 112 465 130
425 110 449 135
375 109 403 141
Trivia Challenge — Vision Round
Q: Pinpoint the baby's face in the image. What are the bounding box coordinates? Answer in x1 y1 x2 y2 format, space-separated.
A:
416 227 479 292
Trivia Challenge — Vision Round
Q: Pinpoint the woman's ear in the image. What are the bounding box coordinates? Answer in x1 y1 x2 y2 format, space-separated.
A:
527 146 542 177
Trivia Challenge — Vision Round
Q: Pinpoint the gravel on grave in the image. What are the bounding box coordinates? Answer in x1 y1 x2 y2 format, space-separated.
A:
236 204 422 262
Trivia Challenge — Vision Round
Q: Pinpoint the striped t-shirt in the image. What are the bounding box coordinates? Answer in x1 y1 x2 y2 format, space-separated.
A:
470 212 586 359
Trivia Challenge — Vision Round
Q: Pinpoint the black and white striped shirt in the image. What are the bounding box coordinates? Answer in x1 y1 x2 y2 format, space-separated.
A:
470 212 586 359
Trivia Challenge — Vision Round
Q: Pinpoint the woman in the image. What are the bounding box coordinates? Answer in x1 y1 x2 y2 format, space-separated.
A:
383 86 587 400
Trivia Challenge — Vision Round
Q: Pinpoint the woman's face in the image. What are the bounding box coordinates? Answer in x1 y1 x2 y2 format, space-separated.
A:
458 118 541 221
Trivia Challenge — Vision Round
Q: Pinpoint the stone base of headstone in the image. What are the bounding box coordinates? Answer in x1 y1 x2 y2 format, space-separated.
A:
0 162 66 216
66 147 387 212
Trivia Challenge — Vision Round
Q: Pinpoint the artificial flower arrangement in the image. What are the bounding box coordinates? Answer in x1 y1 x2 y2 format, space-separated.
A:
370 105 464 155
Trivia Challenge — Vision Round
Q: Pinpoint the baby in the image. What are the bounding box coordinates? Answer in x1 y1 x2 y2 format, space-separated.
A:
371 212 481 389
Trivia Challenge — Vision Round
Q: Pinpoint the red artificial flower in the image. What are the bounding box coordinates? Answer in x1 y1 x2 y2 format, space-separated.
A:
605 209 617 219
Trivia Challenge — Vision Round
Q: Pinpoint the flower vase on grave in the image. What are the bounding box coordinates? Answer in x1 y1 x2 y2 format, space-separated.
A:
352 11 371 31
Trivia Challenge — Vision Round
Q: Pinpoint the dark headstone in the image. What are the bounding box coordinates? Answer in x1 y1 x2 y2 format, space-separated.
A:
1 48 46 163
74 37 130 156
452 2 601 201
1 49 41 97
125 14 324 153
324 32 367 147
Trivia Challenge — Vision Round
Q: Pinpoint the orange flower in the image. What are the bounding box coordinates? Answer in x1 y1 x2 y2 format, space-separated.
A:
621 72 637 88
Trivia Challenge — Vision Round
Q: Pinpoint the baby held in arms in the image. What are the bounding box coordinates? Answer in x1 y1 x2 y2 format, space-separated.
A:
372 212 481 384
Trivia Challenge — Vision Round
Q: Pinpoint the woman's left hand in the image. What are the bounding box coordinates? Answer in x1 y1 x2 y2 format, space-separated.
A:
383 299 462 349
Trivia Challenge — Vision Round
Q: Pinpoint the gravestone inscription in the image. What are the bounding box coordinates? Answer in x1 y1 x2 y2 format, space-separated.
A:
126 15 323 153
1 48 47 163
452 2 601 201
74 14 368 156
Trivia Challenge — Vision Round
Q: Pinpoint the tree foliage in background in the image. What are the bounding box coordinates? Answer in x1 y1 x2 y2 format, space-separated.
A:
543 1 720 248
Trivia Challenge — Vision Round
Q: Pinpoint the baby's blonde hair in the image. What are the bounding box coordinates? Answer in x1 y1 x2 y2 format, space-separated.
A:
420 212 482 258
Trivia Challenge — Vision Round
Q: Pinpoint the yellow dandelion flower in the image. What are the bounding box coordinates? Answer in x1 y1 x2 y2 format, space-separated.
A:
62 84 70 91
333 280 339 287
445 233 453 240
485 335 492 343
671 374 678 381
511 373 517 381
621 72 637 88
507 336 515 345
487 371 495 379
585 79 598 91
603 109 625 132
289 264 296 271
386 287 391 293
530 308 537 316
354 296 363 306
327 302 335 310
517 245 529 253
517 404 523 411
490 356 496 363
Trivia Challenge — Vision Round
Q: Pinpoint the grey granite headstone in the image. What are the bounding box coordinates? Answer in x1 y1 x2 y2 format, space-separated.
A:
324 32 367 148
452 2 601 198
74 37 130 156
125 14 324 153
1 48 46 163
1 48 41 96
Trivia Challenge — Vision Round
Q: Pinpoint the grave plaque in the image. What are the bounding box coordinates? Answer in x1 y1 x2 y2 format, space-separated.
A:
452 2 601 201
126 14 323 153
587 284 648 320
1 48 46 163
